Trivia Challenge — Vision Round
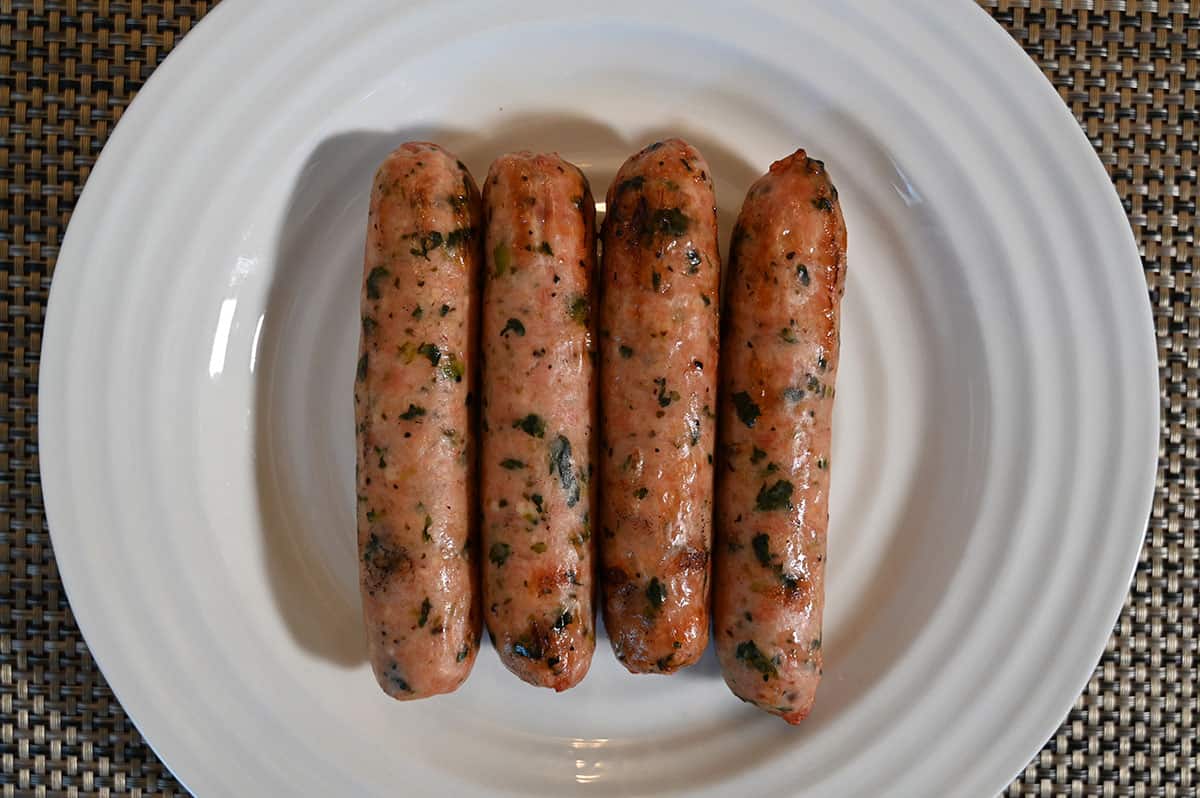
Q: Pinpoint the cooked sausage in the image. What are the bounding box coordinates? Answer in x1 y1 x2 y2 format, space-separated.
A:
480 152 597 690
356 142 482 699
713 150 847 723
598 139 720 673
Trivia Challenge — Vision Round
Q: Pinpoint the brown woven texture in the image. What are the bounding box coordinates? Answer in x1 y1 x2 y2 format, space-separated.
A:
0 1 1195 795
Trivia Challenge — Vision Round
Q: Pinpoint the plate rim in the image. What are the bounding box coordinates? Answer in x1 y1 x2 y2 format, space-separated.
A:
940 2 1159 789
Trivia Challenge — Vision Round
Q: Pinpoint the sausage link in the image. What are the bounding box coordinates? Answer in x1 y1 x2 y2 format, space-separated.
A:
598 139 720 673
356 142 482 699
480 152 598 690
713 150 847 723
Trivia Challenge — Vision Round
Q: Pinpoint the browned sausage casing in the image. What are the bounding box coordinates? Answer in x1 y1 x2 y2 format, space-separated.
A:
480 153 597 690
356 142 482 699
714 150 847 723
599 139 720 673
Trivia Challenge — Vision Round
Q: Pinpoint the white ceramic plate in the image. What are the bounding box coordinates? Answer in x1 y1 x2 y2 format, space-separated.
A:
39 1 1158 795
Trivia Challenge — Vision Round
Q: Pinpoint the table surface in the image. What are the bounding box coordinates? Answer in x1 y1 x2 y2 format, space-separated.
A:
1 1 1196 795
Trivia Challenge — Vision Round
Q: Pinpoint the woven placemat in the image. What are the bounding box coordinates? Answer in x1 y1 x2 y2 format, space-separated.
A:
0 1 1195 795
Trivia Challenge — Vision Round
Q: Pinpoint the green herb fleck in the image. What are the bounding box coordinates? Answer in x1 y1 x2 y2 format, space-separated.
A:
750 446 767 465
685 248 701 273
531 494 544 514
514 414 546 438
440 352 464 382
654 377 680 407
501 317 525 337
812 196 834 212
755 480 794 512
651 270 662 291
412 305 424 320
647 577 666 609
783 387 805 402
492 241 512 277
651 207 689 237
816 456 828 470
553 610 573 631
360 528 398 578
531 541 547 554
619 344 634 359
732 391 761 428
440 304 452 317
400 404 426 421
735 640 778 680
356 353 368 382
634 487 649 500
701 293 711 307
362 316 378 334
780 327 799 344
422 514 433 543
366 266 390 300
752 533 772 567
384 664 412 693
456 645 471 662
445 226 474 249
549 435 580 507
418 597 432 628
362 532 403 591
797 265 811 286
417 342 441 366
617 175 645 193
489 542 511 566
512 638 542 659
817 354 828 372
568 294 589 326
500 459 526 470
538 241 554 256
409 231 444 259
